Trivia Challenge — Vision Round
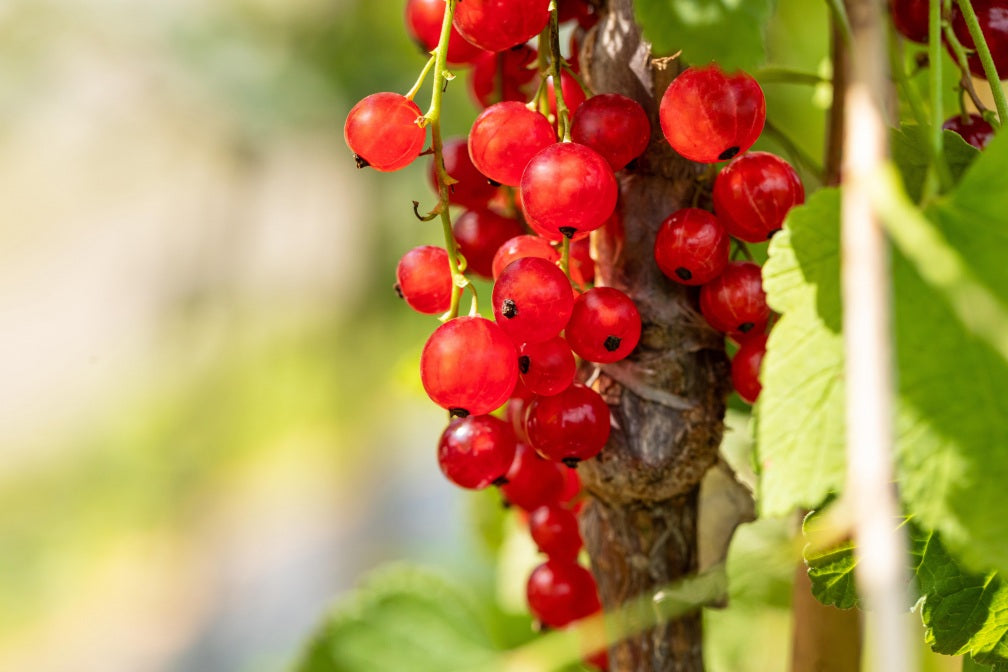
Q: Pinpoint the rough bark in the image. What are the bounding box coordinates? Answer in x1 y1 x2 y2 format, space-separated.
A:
578 1 731 669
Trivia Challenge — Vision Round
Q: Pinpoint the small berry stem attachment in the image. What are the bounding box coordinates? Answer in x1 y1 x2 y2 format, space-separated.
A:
730 239 755 262
954 0 1008 125
406 55 437 101
943 22 992 118
559 236 571 278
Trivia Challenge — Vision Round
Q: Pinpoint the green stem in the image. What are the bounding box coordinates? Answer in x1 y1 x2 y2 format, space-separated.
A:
889 26 931 128
944 21 992 117
559 236 571 278
546 1 571 141
925 0 953 194
406 55 437 101
955 0 1008 125
825 0 853 44
753 65 830 86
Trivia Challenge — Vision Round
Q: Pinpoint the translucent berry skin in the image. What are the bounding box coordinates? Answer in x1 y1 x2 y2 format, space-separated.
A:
501 442 566 510
492 235 560 280
493 257 575 344
565 287 642 363
469 102 556 186
713 152 805 242
529 504 583 561
943 113 996 150
453 0 551 53
699 261 770 336
526 383 611 465
420 316 519 417
453 209 525 279
344 92 426 172
468 46 539 109
568 237 595 286
430 137 498 210
731 333 768 404
395 245 452 314
653 208 730 286
438 415 518 489
889 0 929 43
570 93 652 170
519 337 577 396
659 65 765 163
547 71 587 117
520 143 618 241
505 381 534 443
404 0 484 65
951 1 1008 78
526 560 601 628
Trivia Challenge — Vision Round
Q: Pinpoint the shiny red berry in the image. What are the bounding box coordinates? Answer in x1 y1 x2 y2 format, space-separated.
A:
468 45 539 108
492 235 560 280
438 415 518 489
344 92 426 171
526 383 611 466
547 71 587 117
469 101 556 186
654 208 730 285
713 152 805 242
395 246 452 314
526 560 601 628
420 316 519 417
430 137 499 210
519 337 577 396
453 209 525 279
571 93 651 170
493 257 575 344
699 261 770 336
950 1 1008 78
529 504 583 561
889 0 929 43
659 65 765 163
565 287 641 363
453 0 551 53
731 333 768 404
404 0 484 65
501 442 567 510
943 113 996 150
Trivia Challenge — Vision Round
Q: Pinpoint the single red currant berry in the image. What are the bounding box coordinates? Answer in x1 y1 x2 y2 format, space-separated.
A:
889 0 929 43
438 415 518 489
731 333 768 404
521 143 618 241
453 209 525 279
570 93 651 170
528 504 583 561
569 237 595 286
943 113 996 150
395 246 452 314
493 257 575 344
557 0 596 27
404 0 484 65
420 316 519 417
950 1 1008 78
469 101 556 186
430 137 499 210
547 71 587 117
526 383 611 466
468 45 539 109
713 152 805 242
699 261 770 336
492 235 560 280
519 337 577 396
526 560 601 628
565 287 641 363
659 64 765 163
501 442 567 510
344 92 426 171
453 0 551 53
654 208 730 286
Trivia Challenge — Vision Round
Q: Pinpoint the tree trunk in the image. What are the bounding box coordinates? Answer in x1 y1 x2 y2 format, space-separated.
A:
578 1 731 669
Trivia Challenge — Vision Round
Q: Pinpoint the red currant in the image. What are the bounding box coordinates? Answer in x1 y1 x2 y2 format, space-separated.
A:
653 208 730 285
469 101 556 186
951 1 1008 78
568 237 595 286
942 113 996 150
529 504 583 561
344 92 426 171
559 467 582 506
420 316 519 417
501 442 567 510
493 257 575 344
571 93 651 170
404 0 484 65
659 65 765 163
438 415 518 489
395 245 452 314
565 287 642 363
889 0 929 43
731 333 768 404
713 152 805 242
547 71 587 117
519 337 577 396
526 383 611 466
492 235 560 280
526 560 601 628
453 0 551 53
699 261 770 336
557 0 596 27
453 209 525 279
468 45 539 109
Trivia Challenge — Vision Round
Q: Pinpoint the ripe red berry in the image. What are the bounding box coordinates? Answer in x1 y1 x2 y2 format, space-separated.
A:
453 209 525 279
699 261 770 336
492 235 560 280
565 287 642 363
453 0 551 53
654 208 730 285
659 65 765 163
526 383 611 466
404 0 484 65
420 316 519 417
493 257 575 344
501 442 567 510
395 246 452 314
731 333 768 404
430 137 499 210
438 415 518 489
558 0 598 29
468 45 539 109
950 1 1008 78
521 143 618 241
469 101 556 186
344 92 426 171
943 113 996 150
559 467 582 506
889 0 929 43
519 337 577 396
571 93 652 170
547 71 587 117
529 504 583 561
568 237 595 286
713 152 805 242
526 560 601 628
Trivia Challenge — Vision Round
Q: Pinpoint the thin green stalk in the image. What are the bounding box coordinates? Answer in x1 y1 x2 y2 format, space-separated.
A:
753 65 830 86
928 0 953 193
559 237 571 277
825 0 853 44
406 55 437 101
955 0 1008 124
546 1 571 141
944 22 992 118
888 29 930 129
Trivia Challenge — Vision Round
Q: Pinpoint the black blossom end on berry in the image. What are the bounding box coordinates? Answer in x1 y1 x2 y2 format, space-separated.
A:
449 407 470 418
767 228 781 240
501 498 512 509
561 456 581 468
488 178 502 187
518 355 530 374
353 153 370 169
558 226 577 239
718 146 740 161
502 298 518 319
674 267 693 281
603 335 622 352
738 322 755 334
393 283 404 299
491 475 509 487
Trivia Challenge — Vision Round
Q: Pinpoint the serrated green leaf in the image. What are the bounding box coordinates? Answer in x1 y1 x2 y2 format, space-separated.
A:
634 0 775 71
805 539 859 610
890 125 980 201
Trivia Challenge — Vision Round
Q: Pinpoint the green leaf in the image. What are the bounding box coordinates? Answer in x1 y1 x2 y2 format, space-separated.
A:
890 125 980 201
634 0 775 71
805 539 859 610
